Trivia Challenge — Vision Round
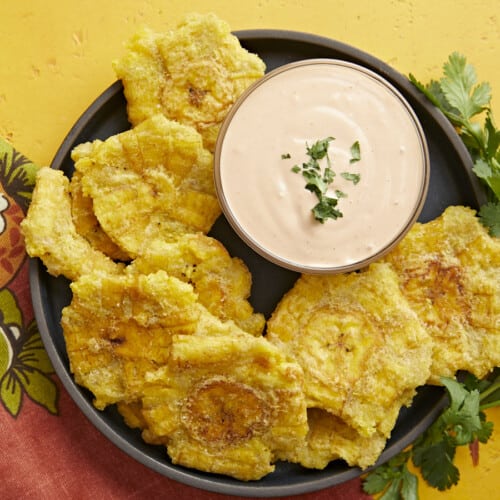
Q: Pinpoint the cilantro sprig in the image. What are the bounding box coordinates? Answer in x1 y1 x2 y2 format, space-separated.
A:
363 371 500 499
284 137 361 223
409 52 500 235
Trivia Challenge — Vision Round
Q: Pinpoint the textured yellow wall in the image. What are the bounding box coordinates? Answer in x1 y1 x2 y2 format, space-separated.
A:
0 1 498 498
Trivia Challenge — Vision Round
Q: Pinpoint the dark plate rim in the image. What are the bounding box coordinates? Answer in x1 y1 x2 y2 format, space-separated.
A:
30 28 481 497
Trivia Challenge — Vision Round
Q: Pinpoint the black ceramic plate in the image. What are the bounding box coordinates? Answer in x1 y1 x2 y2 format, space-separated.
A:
30 30 485 497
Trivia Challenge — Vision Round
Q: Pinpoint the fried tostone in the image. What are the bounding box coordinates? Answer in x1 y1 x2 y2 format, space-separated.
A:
69 169 130 262
383 205 500 383
267 262 432 441
20 167 123 281
138 333 307 481
61 271 201 409
286 408 388 470
112 12 266 152
73 114 220 257
127 233 265 336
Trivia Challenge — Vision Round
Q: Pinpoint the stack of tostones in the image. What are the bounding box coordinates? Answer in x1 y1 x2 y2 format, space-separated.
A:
62 269 307 480
266 263 433 469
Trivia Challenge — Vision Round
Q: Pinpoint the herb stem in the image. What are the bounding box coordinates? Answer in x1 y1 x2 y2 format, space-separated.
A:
462 120 487 156
479 379 500 406
480 401 500 411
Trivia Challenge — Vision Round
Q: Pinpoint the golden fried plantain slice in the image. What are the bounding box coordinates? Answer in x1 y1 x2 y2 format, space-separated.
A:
69 170 130 262
267 262 432 439
21 167 123 281
383 205 500 383
73 114 220 257
128 233 265 336
61 270 201 409
113 13 266 152
138 333 307 481
285 408 388 470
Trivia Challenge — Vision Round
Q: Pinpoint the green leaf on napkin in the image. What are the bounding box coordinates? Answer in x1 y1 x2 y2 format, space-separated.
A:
0 138 38 213
0 289 58 417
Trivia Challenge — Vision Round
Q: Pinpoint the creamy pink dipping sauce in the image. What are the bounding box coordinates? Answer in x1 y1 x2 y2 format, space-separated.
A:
215 59 429 273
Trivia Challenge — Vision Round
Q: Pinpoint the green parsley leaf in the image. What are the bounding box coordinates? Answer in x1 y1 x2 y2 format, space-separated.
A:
478 202 500 236
341 172 361 184
476 415 494 443
473 158 500 200
440 53 491 121
303 169 327 197
323 166 335 184
312 197 342 223
485 112 500 158
409 75 455 117
472 157 493 181
350 140 361 163
362 467 393 495
306 136 335 160
362 451 418 500
281 153 291 159
413 439 459 491
380 479 405 500
400 471 419 500
440 377 483 446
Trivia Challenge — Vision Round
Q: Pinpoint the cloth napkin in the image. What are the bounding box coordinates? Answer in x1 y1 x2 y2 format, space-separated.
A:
0 137 371 499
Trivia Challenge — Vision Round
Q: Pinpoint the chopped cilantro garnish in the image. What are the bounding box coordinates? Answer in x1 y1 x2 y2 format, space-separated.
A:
341 172 361 185
312 196 343 224
306 136 335 161
284 137 361 223
350 140 361 163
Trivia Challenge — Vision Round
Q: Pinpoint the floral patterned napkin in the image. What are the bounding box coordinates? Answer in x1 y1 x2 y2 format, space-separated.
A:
0 138 56 418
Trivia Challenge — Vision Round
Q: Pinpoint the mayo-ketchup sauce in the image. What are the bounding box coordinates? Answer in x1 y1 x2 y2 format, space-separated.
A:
215 59 429 273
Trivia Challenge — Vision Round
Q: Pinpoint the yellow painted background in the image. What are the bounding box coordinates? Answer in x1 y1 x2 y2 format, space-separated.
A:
1 1 499 498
